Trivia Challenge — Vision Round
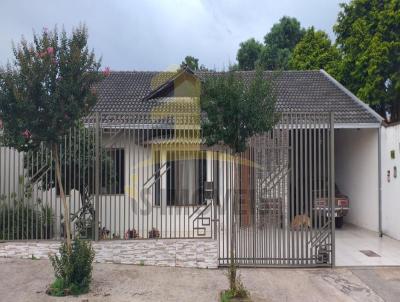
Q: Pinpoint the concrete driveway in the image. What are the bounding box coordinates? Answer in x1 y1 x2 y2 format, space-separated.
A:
336 224 400 266
1 258 400 302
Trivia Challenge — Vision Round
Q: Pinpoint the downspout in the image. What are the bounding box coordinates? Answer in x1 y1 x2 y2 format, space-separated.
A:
378 126 383 237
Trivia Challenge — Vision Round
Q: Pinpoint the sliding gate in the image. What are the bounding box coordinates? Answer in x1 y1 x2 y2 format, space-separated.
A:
218 112 335 267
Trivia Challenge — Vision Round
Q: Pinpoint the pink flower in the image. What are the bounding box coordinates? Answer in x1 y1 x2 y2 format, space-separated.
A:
47 47 54 55
102 66 111 77
38 51 47 58
22 129 31 139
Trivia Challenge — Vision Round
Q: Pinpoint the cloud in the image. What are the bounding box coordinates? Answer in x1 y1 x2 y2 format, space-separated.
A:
0 0 347 71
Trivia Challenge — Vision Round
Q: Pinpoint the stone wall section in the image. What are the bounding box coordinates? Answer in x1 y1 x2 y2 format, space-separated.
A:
0 239 218 269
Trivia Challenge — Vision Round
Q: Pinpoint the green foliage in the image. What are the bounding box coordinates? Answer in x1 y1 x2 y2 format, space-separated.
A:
334 0 400 117
181 55 199 70
221 274 250 301
221 290 234 302
0 24 103 249
237 38 263 71
49 238 95 296
258 46 291 70
201 68 276 153
0 25 102 152
236 16 304 71
258 16 305 70
289 27 341 75
202 68 274 299
180 55 208 71
264 16 305 50
26 124 115 237
0 183 53 240
48 278 66 296
228 64 239 72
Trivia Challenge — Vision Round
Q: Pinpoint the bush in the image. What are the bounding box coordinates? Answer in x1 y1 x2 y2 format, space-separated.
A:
222 267 251 301
0 194 54 240
48 238 95 296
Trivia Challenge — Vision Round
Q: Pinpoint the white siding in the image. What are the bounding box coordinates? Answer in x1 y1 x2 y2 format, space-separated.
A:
381 124 400 240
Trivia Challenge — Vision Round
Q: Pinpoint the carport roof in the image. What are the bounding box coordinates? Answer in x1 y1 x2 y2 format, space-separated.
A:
91 69 382 127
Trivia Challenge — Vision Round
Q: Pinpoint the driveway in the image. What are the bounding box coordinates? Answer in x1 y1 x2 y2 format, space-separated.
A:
1 258 400 302
336 224 400 266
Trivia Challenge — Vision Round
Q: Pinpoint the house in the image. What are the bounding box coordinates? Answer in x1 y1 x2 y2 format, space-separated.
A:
0 67 389 267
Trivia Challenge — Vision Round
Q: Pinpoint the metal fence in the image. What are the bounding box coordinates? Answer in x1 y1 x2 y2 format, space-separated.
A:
0 111 220 241
218 112 335 267
0 111 334 267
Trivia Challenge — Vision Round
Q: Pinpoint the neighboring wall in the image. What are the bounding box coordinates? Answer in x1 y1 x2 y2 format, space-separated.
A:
335 128 379 232
381 123 400 240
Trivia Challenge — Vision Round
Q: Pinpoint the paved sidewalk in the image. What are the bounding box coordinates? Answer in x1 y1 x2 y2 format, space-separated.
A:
0 258 399 301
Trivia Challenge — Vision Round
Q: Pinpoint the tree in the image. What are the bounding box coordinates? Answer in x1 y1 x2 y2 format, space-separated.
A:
181 55 200 71
259 46 291 70
334 0 400 120
289 27 341 75
259 16 305 70
28 124 115 238
0 25 102 250
201 68 276 294
236 38 263 70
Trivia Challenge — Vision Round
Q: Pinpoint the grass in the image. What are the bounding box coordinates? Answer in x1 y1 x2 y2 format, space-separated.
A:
47 278 89 297
221 289 252 302
47 278 66 297
221 289 235 302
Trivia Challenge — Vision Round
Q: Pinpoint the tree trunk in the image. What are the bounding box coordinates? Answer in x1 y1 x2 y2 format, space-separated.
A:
52 144 72 251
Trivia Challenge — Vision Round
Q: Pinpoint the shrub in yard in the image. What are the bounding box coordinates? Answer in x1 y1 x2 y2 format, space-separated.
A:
221 271 250 302
148 227 160 238
48 238 95 296
0 194 54 240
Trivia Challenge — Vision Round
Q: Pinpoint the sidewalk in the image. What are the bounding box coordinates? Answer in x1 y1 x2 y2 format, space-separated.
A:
0 258 399 302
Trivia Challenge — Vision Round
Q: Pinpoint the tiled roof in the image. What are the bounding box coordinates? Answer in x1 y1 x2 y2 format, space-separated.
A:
91 70 381 125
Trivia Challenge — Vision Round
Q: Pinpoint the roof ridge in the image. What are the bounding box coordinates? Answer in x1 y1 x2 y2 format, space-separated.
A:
108 70 173 74
107 70 322 74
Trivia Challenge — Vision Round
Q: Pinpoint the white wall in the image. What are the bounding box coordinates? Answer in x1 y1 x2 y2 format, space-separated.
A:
381 124 400 240
335 128 379 232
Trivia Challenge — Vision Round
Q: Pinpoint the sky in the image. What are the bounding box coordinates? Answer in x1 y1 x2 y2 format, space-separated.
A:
0 0 347 71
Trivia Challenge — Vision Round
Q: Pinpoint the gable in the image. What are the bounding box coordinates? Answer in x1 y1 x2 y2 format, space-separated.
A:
145 69 201 100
